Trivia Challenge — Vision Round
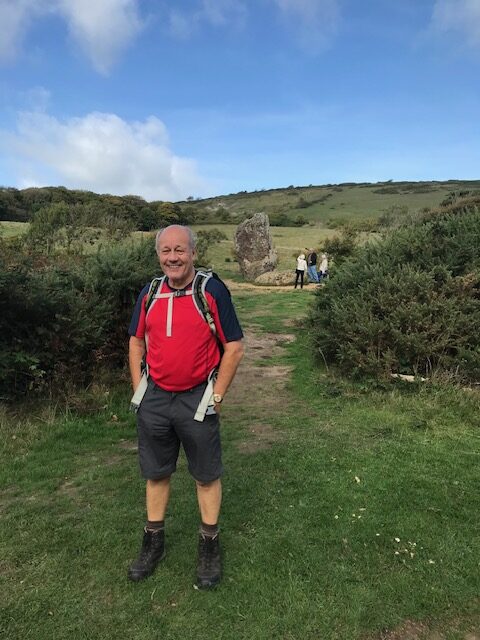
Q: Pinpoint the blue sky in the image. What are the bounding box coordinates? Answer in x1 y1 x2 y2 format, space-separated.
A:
0 0 479 201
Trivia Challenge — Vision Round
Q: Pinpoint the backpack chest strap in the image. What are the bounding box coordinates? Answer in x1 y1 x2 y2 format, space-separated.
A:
152 289 194 337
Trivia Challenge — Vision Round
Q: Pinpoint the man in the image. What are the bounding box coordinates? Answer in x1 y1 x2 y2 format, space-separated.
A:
127 225 244 588
306 248 319 284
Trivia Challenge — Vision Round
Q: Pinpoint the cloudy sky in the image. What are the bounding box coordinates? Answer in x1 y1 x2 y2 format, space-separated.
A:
0 0 479 201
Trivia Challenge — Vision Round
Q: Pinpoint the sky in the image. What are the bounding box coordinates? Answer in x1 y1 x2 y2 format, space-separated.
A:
0 0 479 202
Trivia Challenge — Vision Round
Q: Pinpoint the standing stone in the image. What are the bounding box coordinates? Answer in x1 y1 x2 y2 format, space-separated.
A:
234 213 278 281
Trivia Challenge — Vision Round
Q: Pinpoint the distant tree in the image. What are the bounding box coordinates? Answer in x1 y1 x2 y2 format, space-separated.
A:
195 228 227 265
322 228 358 266
138 207 160 231
270 212 291 227
157 202 182 225
215 206 231 222
26 202 102 254
294 215 308 226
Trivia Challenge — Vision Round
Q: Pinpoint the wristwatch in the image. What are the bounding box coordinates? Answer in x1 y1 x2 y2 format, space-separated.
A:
213 393 223 404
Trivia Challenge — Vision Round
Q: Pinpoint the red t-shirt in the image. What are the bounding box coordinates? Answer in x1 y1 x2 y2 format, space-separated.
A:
129 275 243 391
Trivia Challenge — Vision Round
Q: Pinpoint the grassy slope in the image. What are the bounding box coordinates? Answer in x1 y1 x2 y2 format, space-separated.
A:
3 180 480 239
183 180 480 225
1 290 479 640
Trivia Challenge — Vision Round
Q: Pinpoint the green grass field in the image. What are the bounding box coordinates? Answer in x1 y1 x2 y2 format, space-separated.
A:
183 180 480 225
1 289 479 640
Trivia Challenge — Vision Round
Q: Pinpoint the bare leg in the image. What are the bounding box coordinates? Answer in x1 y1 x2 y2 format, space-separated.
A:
146 477 171 521
196 478 222 525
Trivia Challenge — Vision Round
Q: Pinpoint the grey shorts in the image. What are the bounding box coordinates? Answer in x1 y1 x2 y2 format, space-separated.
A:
136 379 223 483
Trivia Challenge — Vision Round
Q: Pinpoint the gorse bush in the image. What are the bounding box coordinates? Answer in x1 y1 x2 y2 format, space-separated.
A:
310 196 480 381
0 238 159 399
322 228 358 266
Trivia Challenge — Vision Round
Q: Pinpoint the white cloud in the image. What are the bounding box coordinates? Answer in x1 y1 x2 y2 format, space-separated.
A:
169 0 247 38
200 0 246 26
0 0 46 61
5 111 208 201
57 0 143 74
271 0 340 52
167 0 339 49
22 86 52 111
431 0 480 48
0 0 143 73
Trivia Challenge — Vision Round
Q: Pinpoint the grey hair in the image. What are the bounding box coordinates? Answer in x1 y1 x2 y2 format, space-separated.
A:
155 225 197 254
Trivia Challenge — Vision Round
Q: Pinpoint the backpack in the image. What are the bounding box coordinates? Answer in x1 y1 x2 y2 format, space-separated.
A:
130 269 225 416
144 268 227 340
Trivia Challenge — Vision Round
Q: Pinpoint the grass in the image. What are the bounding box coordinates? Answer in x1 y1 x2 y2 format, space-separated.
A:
192 224 339 278
0 221 29 237
1 290 479 639
184 180 480 225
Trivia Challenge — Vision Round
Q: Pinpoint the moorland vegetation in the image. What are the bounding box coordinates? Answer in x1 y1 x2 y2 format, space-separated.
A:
3 179 480 229
1 182 480 399
311 192 480 382
1 181 479 639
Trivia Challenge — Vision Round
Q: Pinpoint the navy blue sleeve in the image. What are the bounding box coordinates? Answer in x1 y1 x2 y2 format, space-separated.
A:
128 283 150 336
205 277 243 342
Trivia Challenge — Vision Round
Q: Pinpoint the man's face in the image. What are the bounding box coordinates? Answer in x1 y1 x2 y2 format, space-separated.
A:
157 227 196 288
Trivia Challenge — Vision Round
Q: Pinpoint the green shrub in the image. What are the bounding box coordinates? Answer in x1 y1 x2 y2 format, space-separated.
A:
0 238 159 399
269 213 292 227
310 196 480 381
322 229 358 266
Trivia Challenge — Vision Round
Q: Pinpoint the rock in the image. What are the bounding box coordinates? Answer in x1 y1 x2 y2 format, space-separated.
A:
234 213 278 281
254 270 295 286
391 373 427 382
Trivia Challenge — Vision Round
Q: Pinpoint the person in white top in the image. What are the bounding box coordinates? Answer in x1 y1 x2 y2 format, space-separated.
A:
318 253 329 282
294 253 308 289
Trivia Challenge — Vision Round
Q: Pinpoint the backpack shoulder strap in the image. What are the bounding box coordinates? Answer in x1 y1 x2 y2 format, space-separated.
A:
192 269 217 336
145 276 166 315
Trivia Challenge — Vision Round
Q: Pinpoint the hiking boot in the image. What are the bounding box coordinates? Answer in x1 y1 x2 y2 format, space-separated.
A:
127 528 165 582
196 533 221 589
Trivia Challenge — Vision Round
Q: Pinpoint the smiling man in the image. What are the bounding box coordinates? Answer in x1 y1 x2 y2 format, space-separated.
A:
127 225 244 588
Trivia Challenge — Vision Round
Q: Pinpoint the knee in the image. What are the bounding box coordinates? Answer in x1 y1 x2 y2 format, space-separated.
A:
195 478 220 490
147 476 171 487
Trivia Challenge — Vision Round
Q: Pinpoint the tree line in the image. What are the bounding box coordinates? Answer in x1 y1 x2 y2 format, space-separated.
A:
0 186 310 229
0 186 195 230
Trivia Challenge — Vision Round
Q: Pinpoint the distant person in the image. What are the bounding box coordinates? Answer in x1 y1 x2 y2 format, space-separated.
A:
306 248 319 283
294 253 308 289
127 225 244 589
318 253 329 282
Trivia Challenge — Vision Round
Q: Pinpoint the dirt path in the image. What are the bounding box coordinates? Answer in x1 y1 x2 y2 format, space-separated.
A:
224 279 295 293
225 328 296 453
224 278 319 293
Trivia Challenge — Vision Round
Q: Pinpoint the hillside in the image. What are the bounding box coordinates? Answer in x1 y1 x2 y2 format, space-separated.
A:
179 179 480 226
2 180 480 228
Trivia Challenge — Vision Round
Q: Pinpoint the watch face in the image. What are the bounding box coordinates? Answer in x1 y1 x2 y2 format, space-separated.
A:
213 394 223 403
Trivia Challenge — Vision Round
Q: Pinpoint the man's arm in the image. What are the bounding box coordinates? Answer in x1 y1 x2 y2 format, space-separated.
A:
129 335 146 391
213 339 244 408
